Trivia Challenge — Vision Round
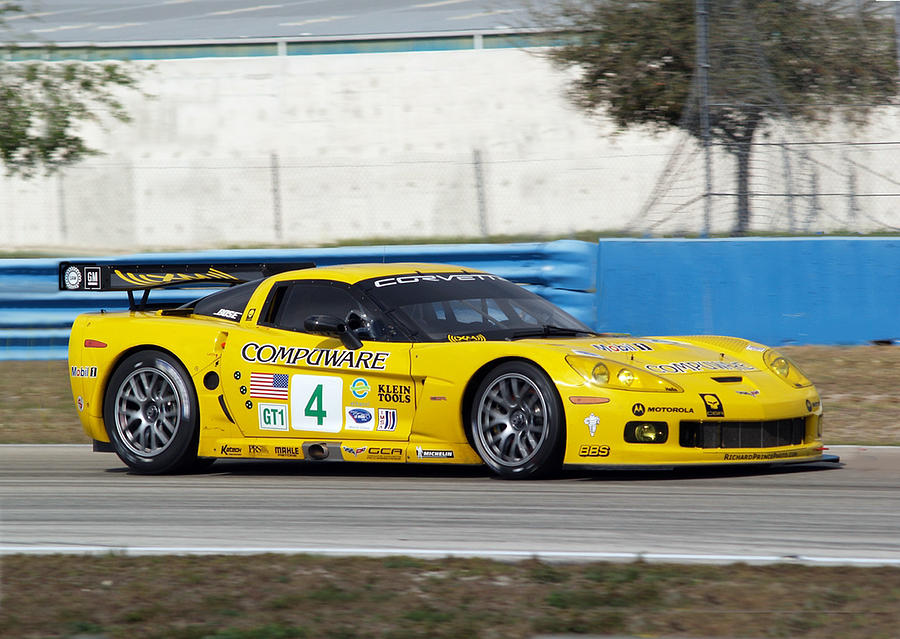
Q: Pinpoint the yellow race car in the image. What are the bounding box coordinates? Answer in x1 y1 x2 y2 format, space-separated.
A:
60 260 831 478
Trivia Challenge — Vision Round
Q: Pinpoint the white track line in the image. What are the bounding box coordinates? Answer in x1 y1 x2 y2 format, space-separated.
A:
2 545 900 566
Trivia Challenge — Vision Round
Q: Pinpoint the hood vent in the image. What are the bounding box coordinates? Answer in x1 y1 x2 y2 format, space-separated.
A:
712 376 742 383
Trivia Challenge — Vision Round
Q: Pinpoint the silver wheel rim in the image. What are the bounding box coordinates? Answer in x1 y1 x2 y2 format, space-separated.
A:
475 372 548 467
114 366 181 457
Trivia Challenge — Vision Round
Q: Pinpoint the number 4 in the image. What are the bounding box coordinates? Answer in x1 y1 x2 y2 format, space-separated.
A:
304 383 327 425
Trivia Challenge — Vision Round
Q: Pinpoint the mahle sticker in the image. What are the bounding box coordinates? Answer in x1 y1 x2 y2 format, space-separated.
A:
258 403 289 431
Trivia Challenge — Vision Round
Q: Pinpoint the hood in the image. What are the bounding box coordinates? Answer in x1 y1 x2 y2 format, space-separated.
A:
537 335 768 376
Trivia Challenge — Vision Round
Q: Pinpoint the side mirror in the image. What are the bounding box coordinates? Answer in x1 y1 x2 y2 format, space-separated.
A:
303 315 363 351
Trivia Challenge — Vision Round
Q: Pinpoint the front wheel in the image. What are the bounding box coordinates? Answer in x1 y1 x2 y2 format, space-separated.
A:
103 350 201 474
469 361 565 479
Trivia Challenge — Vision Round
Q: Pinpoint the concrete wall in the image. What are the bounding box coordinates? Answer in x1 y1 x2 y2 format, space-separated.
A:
1 46 898 252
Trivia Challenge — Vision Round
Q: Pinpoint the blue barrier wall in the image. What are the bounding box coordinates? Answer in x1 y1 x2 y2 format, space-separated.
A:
1 238 897 360
0 240 597 360
596 237 899 345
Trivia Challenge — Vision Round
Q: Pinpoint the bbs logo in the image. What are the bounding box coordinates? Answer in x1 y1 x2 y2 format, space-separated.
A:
578 445 611 458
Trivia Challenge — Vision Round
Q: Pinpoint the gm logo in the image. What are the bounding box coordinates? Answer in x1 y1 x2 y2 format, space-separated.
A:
350 377 370 399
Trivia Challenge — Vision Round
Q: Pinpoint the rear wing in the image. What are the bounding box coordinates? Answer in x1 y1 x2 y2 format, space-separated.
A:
59 261 315 309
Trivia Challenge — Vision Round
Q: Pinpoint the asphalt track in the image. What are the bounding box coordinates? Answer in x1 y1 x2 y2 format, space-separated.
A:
1 445 899 565
9 0 532 43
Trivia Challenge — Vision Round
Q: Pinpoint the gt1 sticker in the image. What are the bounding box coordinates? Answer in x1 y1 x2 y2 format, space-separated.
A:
700 394 724 417
345 407 375 431
258 403 289 431
350 377 370 399
378 408 398 431
290 375 343 432
71 366 98 378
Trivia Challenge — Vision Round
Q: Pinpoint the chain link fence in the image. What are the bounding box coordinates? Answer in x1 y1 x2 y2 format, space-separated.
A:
635 105 900 235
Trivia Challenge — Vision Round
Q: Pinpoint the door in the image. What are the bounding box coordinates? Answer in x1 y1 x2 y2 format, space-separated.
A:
221 280 415 441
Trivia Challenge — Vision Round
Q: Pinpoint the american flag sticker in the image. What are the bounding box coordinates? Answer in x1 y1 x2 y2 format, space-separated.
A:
377 408 398 431
250 372 289 400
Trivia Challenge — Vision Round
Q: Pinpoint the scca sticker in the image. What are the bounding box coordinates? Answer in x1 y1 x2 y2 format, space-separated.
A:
344 407 375 431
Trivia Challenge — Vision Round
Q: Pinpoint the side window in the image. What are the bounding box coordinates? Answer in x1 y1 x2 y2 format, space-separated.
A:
262 282 401 342
266 283 362 332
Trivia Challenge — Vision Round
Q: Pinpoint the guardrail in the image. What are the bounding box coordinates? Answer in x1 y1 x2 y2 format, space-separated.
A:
2 237 897 361
595 237 899 346
0 240 597 360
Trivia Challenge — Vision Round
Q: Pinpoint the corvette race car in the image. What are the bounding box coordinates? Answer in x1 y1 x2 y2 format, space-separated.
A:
60 260 829 478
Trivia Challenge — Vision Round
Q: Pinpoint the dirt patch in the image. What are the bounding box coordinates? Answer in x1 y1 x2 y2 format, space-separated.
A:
1 555 898 639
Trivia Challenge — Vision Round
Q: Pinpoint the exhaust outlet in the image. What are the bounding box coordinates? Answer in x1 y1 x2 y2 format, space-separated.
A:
307 443 329 460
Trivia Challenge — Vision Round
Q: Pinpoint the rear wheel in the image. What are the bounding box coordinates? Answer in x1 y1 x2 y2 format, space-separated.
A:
103 350 201 474
469 361 565 479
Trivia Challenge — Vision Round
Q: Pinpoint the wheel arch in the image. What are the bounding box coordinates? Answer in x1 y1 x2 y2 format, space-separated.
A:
101 345 198 431
460 356 562 450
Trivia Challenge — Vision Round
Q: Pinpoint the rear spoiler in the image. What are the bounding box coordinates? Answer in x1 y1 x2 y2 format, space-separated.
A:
59 261 315 309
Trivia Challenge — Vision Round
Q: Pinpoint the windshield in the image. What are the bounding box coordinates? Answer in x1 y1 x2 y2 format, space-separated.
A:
357 272 594 342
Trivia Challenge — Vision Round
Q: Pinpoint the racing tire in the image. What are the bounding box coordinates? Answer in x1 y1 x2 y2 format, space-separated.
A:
103 350 201 474
469 361 565 479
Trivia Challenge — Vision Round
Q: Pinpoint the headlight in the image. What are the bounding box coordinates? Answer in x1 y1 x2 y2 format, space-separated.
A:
624 421 669 443
566 355 683 392
763 349 812 388
592 362 609 385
